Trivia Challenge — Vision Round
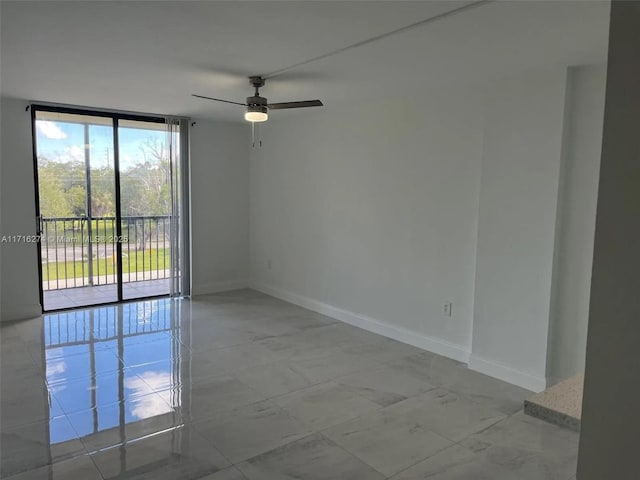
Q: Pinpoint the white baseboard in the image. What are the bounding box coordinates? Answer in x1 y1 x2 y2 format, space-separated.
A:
250 281 471 364
1 304 42 323
191 278 249 297
468 354 547 392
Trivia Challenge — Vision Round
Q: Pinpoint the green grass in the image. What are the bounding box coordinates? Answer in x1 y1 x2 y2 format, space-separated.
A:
43 220 118 245
43 248 170 282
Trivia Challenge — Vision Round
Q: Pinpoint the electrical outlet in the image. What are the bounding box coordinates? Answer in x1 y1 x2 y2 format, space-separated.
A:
443 302 453 317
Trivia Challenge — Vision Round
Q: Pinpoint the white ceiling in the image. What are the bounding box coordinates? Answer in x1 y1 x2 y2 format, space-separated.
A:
1 1 610 122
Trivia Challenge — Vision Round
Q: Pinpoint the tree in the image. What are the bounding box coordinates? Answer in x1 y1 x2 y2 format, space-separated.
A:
89 167 115 217
120 137 171 216
38 169 71 218
37 158 80 217
38 135 170 221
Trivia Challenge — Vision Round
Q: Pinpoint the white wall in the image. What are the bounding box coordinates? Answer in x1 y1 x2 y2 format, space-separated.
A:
250 93 485 361
250 65 606 391
578 2 640 476
470 68 569 391
546 66 606 385
0 97 42 322
189 119 250 296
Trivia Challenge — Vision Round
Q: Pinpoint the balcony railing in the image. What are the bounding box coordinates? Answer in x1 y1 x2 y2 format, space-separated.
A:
41 215 171 291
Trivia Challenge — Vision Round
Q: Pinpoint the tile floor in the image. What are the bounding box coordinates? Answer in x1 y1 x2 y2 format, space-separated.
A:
0 289 579 479
43 279 171 310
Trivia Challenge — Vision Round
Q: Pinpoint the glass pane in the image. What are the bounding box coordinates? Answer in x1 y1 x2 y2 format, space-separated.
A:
35 111 118 310
118 120 173 300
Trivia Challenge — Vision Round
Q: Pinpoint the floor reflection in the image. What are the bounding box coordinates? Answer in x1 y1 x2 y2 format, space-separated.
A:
43 299 186 448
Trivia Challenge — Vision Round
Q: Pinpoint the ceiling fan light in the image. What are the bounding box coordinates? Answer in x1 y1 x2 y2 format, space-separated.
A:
245 111 268 122
245 104 268 122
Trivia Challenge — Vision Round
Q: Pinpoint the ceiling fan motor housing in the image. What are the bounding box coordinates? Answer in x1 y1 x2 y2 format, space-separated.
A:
246 95 268 114
249 76 266 88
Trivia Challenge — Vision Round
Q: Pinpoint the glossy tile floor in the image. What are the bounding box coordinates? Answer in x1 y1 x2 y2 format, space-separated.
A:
0 290 579 479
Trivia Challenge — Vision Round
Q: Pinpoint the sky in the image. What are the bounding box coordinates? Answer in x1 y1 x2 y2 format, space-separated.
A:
35 119 167 171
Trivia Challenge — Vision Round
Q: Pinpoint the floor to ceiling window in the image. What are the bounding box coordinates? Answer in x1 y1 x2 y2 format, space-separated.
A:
32 106 189 311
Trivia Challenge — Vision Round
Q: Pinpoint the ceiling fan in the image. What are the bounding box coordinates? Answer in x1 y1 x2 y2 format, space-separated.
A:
193 76 323 123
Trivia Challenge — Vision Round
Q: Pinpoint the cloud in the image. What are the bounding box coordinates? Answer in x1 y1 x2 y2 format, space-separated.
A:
125 371 176 418
37 121 67 139
67 145 85 162
126 370 173 393
46 359 66 379
129 391 173 419
48 145 85 163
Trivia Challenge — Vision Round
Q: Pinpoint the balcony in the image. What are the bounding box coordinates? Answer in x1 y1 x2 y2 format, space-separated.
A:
41 215 173 310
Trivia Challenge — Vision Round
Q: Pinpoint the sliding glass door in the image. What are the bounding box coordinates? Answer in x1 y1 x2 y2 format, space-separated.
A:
32 106 188 311
117 119 173 301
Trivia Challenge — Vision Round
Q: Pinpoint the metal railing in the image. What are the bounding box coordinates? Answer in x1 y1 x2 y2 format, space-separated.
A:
41 215 171 290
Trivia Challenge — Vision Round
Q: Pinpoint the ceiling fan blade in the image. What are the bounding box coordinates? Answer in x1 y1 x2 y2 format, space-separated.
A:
267 100 323 110
192 94 246 106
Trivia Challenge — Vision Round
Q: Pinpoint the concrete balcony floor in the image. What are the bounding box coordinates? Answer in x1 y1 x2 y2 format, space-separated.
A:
43 279 170 310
